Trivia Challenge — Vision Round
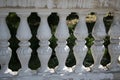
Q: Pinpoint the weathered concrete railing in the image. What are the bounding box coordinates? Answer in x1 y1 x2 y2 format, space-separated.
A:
0 0 120 80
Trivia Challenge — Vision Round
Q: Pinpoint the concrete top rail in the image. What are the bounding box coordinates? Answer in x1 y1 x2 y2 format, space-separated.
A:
0 8 116 14
0 0 120 10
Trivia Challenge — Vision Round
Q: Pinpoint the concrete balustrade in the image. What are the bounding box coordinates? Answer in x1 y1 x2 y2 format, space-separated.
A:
0 0 120 80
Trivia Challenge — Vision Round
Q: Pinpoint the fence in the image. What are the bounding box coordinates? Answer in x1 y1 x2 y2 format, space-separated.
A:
0 0 120 80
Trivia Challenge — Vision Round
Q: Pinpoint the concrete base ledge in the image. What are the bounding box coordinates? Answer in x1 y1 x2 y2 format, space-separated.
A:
1 71 120 80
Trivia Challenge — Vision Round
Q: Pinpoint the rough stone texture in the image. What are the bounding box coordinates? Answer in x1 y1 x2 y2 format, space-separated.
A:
113 71 120 80
0 71 120 80
0 0 120 9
